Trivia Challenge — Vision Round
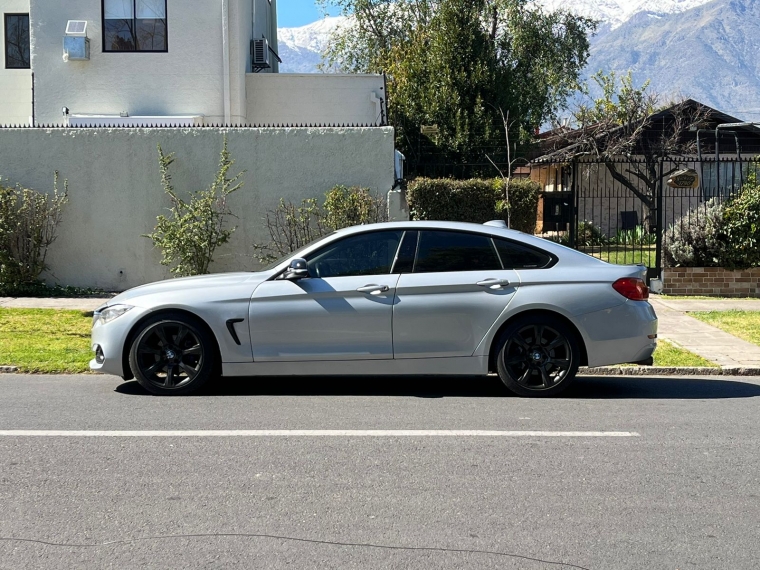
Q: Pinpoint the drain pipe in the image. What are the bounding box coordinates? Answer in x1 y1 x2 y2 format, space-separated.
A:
222 0 231 124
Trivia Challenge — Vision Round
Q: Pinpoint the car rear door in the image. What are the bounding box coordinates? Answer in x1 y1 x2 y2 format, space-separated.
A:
392 230 520 359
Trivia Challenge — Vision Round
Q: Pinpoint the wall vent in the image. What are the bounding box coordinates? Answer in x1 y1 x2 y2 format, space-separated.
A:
251 39 270 70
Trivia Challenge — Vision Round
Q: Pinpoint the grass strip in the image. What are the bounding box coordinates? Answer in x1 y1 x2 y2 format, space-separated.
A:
0 308 720 374
0 308 93 373
652 339 719 368
689 310 760 348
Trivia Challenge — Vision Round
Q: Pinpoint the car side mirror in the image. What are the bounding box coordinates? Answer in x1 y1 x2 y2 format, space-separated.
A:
282 258 310 280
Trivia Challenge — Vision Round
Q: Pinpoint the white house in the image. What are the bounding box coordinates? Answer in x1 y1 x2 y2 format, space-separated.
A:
0 0 386 126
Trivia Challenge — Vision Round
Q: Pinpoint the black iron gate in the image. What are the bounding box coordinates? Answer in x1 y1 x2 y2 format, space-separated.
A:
534 157 758 282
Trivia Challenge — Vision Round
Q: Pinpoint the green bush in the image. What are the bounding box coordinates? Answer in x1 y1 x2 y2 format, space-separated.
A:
145 137 244 277
406 177 540 233
611 225 656 246
719 173 760 269
0 173 68 288
323 185 388 231
663 198 724 268
254 185 388 264
576 220 608 246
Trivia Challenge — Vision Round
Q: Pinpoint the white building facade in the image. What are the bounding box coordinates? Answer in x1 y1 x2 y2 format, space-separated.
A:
0 0 386 126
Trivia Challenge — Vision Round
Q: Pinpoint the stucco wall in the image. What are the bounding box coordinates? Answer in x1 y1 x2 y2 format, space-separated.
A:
246 74 386 126
0 0 32 125
29 0 255 125
0 126 394 289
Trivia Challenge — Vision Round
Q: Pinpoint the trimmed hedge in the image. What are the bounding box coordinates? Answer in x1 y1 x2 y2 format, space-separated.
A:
406 177 540 234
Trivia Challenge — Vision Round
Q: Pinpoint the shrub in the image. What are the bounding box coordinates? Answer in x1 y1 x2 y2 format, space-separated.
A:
406 177 540 233
323 185 388 231
663 198 724 267
576 220 608 246
254 186 387 264
145 137 244 277
611 225 656 246
254 198 326 264
0 173 68 288
718 173 760 269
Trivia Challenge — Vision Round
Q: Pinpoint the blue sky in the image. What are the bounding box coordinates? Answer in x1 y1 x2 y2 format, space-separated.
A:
277 0 342 28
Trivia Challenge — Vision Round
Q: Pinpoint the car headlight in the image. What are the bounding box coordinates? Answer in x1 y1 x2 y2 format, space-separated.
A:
93 304 134 326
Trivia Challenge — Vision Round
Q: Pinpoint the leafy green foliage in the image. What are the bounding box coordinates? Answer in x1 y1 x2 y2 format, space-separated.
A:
320 0 595 164
718 173 760 269
145 138 244 277
611 225 656 246
575 220 608 246
255 186 388 264
0 173 68 288
407 177 539 233
323 185 388 231
663 198 724 268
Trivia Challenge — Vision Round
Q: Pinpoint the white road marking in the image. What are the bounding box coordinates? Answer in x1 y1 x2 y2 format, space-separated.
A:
0 430 640 437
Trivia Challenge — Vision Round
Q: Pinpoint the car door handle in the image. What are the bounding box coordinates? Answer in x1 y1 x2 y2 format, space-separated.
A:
357 284 390 295
476 278 511 289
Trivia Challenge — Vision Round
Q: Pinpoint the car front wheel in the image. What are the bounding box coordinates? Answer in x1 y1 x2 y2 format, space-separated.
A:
496 315 580 397
128 313 216 396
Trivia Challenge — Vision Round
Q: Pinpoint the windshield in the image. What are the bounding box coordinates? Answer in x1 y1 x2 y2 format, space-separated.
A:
259 232 337 271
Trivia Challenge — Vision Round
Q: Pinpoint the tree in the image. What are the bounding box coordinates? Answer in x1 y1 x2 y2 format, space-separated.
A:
567 71 709 213
319 0 596 166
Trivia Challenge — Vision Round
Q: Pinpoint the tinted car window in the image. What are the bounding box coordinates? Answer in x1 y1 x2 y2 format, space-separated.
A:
306 231 403 278
414 231 501 273
494 238 554 269
391 231 418 274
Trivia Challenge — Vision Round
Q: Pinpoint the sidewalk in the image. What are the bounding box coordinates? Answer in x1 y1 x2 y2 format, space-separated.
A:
648 297 760 368
3 295 760 369
0 297 108 311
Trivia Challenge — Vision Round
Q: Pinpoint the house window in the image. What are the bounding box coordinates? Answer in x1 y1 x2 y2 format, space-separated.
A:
4 14 30 69
103 0 167 52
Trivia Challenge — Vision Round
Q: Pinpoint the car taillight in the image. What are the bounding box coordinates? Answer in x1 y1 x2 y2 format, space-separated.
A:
612 278 649 300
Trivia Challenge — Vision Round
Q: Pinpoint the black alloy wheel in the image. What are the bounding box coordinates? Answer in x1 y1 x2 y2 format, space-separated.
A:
496 316 580 397
128 313 216 395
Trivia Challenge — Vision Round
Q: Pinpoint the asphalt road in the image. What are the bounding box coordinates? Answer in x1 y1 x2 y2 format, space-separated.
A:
1 373 759 569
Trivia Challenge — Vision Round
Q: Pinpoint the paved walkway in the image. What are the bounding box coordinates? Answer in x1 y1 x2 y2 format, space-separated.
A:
0 297 109 311
649 297 760 368
3 295 760 368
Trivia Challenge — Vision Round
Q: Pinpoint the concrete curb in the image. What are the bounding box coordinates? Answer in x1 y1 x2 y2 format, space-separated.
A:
580 366 760 376
0 366 19 373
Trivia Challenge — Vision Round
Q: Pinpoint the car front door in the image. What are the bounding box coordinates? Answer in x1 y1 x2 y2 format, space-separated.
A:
249 230 404 361
393 230 520 359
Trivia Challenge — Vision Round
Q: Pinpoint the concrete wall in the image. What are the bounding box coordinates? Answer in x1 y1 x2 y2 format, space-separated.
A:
0 126 395 290
246 74 386 126
0 0 32 125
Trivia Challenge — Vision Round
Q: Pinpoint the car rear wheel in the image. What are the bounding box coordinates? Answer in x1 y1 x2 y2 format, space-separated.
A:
496 315 580 397
128 313 215 396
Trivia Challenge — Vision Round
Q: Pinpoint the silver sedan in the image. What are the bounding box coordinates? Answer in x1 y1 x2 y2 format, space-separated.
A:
90 221 657 397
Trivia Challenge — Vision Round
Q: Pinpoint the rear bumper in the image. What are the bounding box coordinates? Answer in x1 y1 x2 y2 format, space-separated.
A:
578 300 658 367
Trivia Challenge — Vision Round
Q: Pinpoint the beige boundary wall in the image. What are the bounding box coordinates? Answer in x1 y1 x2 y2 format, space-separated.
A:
0 126 394 289
663 267 760 297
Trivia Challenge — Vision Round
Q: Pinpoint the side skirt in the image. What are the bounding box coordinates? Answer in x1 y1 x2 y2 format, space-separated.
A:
223 356 489 377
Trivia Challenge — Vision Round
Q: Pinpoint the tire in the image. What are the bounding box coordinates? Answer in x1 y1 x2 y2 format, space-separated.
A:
495 315 581 397
128 313 216 396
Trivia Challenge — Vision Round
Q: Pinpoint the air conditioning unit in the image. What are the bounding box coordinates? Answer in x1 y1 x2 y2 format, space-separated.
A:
251 39 270 70
63 20 89 61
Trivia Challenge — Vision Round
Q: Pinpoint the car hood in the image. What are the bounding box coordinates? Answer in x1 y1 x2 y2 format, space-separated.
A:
106 272 271 306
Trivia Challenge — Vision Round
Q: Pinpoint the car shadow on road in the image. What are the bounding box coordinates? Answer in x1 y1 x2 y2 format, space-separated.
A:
115 374 760 400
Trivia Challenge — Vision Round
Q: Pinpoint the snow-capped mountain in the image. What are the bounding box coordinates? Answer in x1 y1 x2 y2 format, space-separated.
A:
277 1 714 73
276 0 760 119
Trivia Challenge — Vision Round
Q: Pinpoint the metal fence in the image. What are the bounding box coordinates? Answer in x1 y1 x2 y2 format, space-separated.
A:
533 157 760 282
